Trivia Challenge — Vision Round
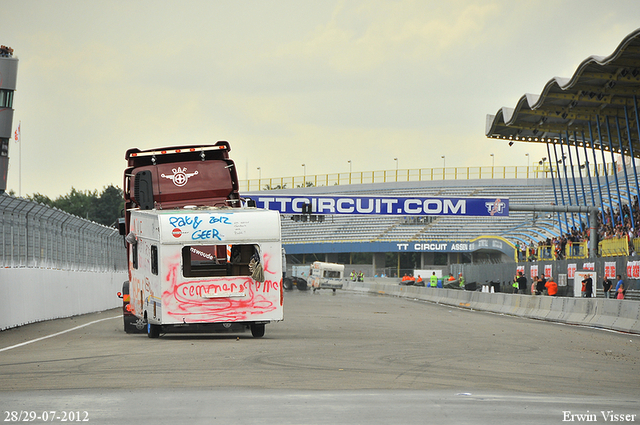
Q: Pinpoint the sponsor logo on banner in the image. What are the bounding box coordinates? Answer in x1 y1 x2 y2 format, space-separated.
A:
604 262 616 279
625 260 640 279
485 199 506 215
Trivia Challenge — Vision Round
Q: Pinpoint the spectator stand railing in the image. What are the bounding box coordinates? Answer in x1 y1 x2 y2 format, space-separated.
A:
599 237 630 257
565 241 588 260
242 163 614 192
537 245 557 261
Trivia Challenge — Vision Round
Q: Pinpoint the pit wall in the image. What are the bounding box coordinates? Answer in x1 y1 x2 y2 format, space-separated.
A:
344 280 640 334
0 268 128 331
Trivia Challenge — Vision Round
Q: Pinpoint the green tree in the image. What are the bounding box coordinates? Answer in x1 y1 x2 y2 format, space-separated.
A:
94 185 124 226
25 185 124 227
54 187 98 220
26 192 53 207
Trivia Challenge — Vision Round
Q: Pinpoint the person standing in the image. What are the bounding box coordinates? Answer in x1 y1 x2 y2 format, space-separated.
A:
458 273 465 289
615 275 625 300
517 272 527 294
602 277 613 299
536 275 546 295
430 272 438 288
545 276 558 296
582 274 593 298
513 272 526 294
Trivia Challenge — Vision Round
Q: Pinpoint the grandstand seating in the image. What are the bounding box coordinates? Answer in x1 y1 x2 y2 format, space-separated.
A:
275 167 640 249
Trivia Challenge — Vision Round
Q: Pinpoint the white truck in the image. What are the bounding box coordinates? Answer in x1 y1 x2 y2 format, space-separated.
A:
126 206 283 338
309 261 345 293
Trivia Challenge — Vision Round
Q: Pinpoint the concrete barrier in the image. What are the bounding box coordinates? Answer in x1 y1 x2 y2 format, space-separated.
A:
0 268 128 331
611 301 640 333
343 280 640 334
546 297 568 322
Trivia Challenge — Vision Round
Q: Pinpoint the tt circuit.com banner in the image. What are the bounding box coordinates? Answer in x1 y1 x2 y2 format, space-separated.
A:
250 195 509 217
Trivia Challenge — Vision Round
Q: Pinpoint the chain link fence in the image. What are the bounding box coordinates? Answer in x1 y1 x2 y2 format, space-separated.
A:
0 194 126 271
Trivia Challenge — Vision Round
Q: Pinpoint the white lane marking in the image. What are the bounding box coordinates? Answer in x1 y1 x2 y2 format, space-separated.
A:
0 315 122 353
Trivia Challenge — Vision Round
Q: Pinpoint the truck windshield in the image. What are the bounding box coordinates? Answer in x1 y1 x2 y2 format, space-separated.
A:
182 244 259 278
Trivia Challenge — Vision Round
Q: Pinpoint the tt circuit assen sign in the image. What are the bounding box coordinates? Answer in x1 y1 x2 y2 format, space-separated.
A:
252 195 509 217
283 237 515 257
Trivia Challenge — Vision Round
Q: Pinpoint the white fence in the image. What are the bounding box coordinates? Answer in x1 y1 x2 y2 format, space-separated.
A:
0 268 127 330
0 195 129 330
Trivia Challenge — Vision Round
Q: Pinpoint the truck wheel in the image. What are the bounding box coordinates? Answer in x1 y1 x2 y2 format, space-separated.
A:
283 277 293 291
296 279 308 291
250 324 265 338
147 323 161 338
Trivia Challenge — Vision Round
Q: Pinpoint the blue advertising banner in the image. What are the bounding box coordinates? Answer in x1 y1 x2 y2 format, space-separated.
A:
251 195 509 217
282 237 515 256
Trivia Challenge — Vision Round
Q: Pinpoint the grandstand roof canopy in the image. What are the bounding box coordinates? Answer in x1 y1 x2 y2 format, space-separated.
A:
486 28 640 157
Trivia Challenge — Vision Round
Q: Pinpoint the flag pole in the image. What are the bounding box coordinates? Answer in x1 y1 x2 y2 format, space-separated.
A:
18 121 21 197
14 121 21 197
19 133 21 197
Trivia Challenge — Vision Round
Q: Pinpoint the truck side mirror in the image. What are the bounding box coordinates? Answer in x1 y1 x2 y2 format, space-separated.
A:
134 170 154 210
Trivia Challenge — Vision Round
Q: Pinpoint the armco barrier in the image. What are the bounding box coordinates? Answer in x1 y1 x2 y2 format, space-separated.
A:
344 280 640 334
0 268 128 331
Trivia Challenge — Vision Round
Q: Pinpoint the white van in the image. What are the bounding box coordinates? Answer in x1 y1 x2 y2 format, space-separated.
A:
309 261 345 293
126 206 283 338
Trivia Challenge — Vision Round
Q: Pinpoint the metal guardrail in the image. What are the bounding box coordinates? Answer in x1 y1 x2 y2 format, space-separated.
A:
565 242 589 260
519 240 628 262
241 163 615 192
599 237 630 257
517 241 592 262
0 194 127 271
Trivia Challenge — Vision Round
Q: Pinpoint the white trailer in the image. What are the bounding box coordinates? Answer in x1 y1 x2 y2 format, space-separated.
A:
309 261 345 293
126 206 283 338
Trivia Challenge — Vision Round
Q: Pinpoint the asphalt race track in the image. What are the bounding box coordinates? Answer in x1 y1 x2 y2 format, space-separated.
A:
0 290 638 424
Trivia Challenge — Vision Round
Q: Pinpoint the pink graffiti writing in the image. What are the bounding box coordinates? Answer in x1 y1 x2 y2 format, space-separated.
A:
162 260 280 322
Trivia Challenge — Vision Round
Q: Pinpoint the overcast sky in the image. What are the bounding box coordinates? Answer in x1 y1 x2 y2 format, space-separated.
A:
3 0 640 198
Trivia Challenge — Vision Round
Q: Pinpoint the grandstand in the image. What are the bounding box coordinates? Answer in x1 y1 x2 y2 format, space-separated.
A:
242 27 640 274
247 167 625 243
241 163 638 280
268 177 557 247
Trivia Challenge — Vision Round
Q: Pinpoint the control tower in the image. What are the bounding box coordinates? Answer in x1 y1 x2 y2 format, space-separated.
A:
0 45 18 194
